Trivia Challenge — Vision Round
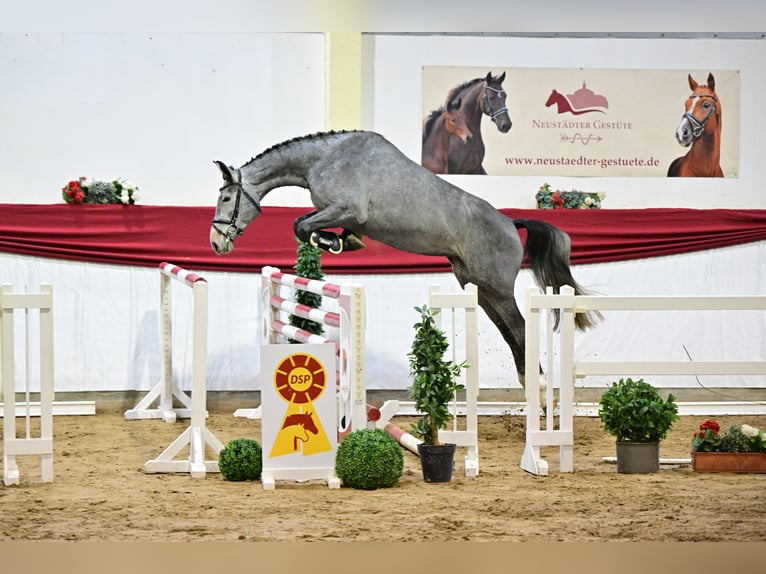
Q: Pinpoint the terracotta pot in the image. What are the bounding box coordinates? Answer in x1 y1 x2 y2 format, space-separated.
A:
691 452 766 473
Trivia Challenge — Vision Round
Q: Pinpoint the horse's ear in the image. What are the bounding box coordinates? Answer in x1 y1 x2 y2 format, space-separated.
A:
688 74 699 91
214 160 234 182
707 73 715 91
496 71 506 84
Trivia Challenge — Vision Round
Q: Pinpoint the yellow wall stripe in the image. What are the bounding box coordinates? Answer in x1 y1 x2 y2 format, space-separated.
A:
325 32 362 130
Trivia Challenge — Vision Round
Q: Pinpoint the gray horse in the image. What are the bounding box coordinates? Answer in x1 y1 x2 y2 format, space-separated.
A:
210 130 599 387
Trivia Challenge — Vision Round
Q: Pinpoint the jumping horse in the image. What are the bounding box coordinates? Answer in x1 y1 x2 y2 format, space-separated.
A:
667 73 723 177
422 72 511 175
210 131 599 392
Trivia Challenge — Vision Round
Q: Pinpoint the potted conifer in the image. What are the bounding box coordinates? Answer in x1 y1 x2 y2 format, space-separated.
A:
407 304 467 482
598 377 679 474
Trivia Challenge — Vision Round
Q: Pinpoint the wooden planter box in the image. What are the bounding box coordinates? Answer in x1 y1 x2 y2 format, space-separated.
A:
691 452 766 473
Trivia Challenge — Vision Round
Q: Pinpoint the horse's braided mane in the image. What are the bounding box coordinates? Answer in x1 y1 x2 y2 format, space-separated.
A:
245 130 361 165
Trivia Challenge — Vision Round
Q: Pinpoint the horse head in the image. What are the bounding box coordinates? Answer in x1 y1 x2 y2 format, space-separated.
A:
482 71 512 133
675 72 720 147
209 160 262 255
544 89 559 108
302 412 319 435
445 97 473 144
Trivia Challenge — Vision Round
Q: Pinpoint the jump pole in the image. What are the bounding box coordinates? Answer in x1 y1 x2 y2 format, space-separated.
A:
1 283 54 486
141 262 224 478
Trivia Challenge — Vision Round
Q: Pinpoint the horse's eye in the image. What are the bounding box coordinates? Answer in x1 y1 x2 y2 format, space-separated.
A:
703 101 711 108
222 196 231 203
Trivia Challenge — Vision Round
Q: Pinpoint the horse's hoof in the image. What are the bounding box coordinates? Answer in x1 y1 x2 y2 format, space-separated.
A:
310 231 343 254
341 233 366 252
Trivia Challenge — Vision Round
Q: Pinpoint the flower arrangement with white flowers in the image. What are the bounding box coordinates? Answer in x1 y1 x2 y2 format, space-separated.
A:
691 420 766 453
535 182 604 209
62 177 140 205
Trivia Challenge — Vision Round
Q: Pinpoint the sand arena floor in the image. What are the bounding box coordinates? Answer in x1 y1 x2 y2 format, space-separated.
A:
2 394 765 544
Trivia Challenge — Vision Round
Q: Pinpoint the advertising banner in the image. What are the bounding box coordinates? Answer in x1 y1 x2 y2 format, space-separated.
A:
421 66 739 177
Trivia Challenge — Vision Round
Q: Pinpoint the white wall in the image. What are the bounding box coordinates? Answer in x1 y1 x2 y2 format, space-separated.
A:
367 35 766 209
0 32 325 206
3 33 765 209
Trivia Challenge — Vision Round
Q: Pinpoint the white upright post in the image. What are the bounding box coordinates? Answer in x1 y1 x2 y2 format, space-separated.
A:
558 286 576 473
124 265 195 422
2 283 55 486
142 263 224 478
342 284 367 434
520 286 547 476
430 283 480 477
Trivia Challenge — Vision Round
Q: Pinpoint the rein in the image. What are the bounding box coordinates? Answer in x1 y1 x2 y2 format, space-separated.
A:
211 168 262 239
482 83 509 125
684 93 718 139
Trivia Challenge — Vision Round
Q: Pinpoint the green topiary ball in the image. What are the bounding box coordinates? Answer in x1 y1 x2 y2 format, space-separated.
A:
335 428 403 490
218 438 263 481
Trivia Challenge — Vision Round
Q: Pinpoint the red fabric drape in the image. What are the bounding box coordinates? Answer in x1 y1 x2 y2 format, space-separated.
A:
1 204 765 273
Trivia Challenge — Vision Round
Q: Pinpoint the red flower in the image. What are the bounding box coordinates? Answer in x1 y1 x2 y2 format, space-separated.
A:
551 191 564 209
61 179 86 204
699 419 720 434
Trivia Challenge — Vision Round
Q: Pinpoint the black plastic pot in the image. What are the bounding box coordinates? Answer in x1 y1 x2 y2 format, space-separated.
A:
417 443 456 482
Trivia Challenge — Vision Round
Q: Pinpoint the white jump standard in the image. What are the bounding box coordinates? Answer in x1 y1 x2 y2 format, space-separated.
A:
1 284 54 486
131 262 224 478
254 266 366 489
239 266 368 434
376 283 481 477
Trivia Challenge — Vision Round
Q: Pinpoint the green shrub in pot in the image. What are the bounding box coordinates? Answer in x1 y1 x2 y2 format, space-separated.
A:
598 377 679 474
598 377 679 443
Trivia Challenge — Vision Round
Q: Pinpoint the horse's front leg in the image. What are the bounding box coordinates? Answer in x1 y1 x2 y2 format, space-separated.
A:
294 207 366 254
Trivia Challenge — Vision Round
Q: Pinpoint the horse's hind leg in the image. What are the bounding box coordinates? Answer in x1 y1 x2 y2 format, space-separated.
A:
478 288 551 412
477 290 528 385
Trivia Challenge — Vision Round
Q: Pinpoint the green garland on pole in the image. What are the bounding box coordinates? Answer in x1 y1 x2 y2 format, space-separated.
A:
290 238 324 339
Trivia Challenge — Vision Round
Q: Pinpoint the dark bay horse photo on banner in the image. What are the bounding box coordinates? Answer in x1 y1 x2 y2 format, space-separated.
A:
209 130 600 392
421 71 511 175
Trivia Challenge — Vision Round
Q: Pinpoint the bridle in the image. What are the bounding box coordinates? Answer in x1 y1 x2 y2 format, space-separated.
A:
683 93 718 139
482 83 509 125
211 168 262 240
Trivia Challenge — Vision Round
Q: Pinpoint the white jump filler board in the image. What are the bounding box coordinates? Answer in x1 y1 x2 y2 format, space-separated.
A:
260 343 339 489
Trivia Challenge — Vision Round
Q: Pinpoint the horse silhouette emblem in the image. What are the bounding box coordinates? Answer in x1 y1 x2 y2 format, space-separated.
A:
545 83 608 116
281 412 320 452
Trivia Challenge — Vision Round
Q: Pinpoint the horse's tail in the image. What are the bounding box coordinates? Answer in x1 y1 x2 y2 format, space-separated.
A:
513 218 601 331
